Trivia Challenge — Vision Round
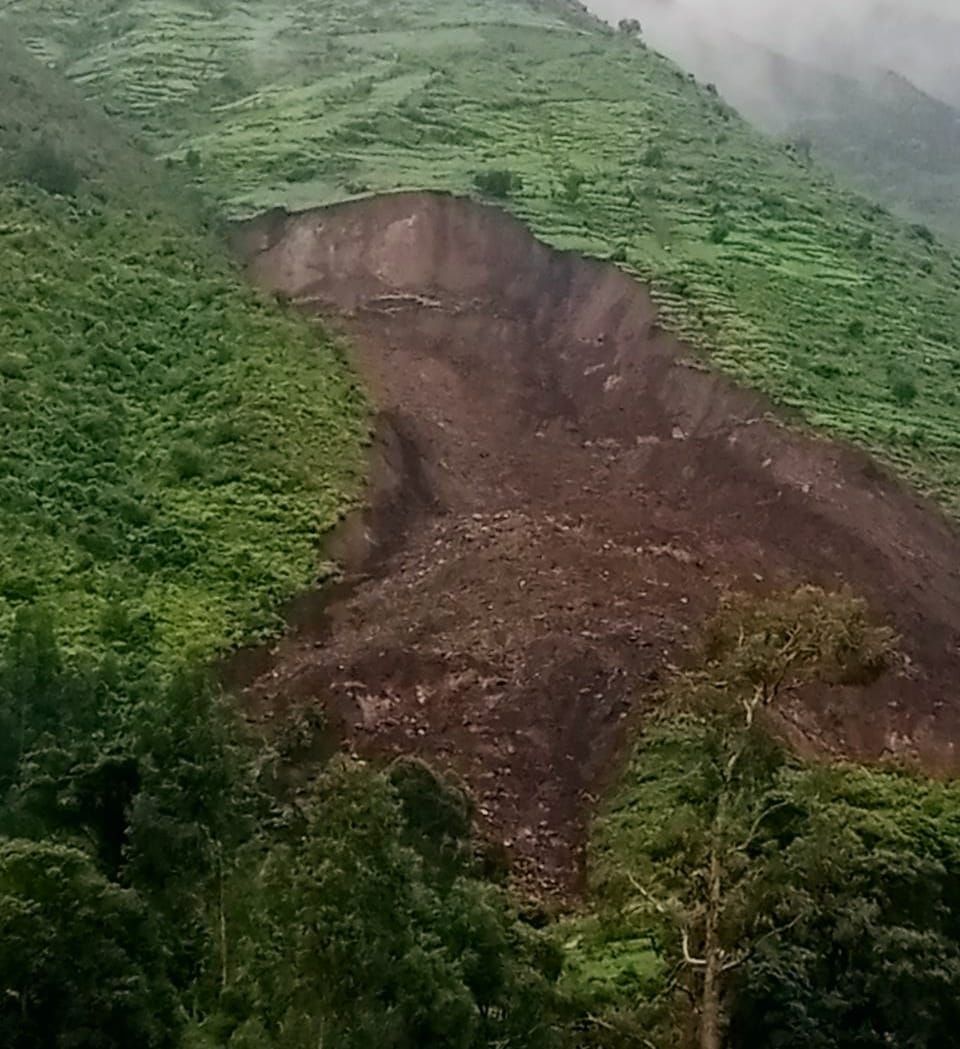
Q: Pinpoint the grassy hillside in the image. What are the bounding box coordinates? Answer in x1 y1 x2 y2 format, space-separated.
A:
0 35 367 665
6 0 960 523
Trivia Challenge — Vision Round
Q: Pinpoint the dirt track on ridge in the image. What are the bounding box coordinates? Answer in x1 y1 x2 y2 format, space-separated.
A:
232 192 960 895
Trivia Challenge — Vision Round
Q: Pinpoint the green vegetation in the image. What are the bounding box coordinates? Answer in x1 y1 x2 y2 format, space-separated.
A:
219 759 568 1049
0 611 250 1046
7 591 960 1047
4 5 960 1046
0 618 576 1049
0 840 179 1048
17 139 82 195
591 588 960 1048
631 12 960 241
474 168 523 198
0 35 367 666
7 0 960 515
782 72 960 243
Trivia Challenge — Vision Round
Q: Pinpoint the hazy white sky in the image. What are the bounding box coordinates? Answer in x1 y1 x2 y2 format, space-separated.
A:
587 0 960 105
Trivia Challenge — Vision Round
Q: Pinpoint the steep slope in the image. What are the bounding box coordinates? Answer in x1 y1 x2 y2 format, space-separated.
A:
0 36 367 664
6 0 960 527
234 193 960 889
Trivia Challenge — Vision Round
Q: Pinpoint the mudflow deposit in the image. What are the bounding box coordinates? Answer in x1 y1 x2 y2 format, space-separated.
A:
231 191 960 895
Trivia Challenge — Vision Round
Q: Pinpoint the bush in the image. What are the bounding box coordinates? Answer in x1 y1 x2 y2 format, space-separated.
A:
709 221 732 244
18 140 81 196
0 353 27 379
169 441 208 481
562 169 587 204
889 365 919 406
788 135 813 163
473 168 522 198
911 222 935 245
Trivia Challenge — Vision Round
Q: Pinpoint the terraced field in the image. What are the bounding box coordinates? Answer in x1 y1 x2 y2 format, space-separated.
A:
7 0 960 521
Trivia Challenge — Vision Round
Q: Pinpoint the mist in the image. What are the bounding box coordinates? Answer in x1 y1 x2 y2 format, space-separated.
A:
586 0 960 109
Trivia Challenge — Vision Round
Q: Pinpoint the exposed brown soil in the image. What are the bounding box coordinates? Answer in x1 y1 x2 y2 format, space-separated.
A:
232 191 960 896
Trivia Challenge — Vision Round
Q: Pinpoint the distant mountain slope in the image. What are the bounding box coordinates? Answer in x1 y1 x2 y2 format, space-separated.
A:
5 0 960 528
810 3 960 109
595 0 960 110
0 34 366 662
791 70 960 240
604 3 960 239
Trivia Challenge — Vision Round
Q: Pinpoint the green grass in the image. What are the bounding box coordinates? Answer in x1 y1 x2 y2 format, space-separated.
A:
7 0 960 519
0 36 368 665
559 916 662 995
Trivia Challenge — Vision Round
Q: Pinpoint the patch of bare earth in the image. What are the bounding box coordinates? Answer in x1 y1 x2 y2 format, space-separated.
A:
230 192 960 897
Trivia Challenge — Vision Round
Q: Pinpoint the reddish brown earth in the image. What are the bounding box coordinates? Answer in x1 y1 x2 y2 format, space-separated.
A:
232 191 960 895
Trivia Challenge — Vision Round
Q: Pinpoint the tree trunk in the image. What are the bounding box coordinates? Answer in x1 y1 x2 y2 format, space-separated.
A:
699 952 723 1049
699 842 726 1049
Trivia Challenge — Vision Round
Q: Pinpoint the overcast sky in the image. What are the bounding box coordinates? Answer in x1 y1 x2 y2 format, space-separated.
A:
586 0 960 104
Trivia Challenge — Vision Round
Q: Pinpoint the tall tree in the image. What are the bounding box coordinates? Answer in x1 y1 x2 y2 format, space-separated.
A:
224 758 565 1049
0 839 179 1049
592 587 894 1049
730 766 960 1049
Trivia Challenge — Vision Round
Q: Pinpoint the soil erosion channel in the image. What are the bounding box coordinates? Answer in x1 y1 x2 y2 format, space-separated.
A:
234 192 960 894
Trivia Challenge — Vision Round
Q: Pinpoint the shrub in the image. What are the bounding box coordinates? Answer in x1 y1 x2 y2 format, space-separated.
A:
170 441 208 481
911 222 935 245
0 353 27 379
562 169 586 204
709 221 732 244
847 319 865 339
789 135 813 162
473 168 522 198
18 140 81 196
888 365 919 406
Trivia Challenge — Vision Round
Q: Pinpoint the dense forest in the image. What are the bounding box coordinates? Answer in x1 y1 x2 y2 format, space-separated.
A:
5 593 960 1047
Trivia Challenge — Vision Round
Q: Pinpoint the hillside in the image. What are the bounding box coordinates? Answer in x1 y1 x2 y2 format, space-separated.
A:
6 4 960 1047
793 71 960 241
6 0 960 528
0 33 367 665
593 0 960 110
234 191 960 885
609 4 960 239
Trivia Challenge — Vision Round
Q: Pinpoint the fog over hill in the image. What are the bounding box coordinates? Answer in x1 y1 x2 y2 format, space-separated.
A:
587 0 960 236
589 0 960 105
